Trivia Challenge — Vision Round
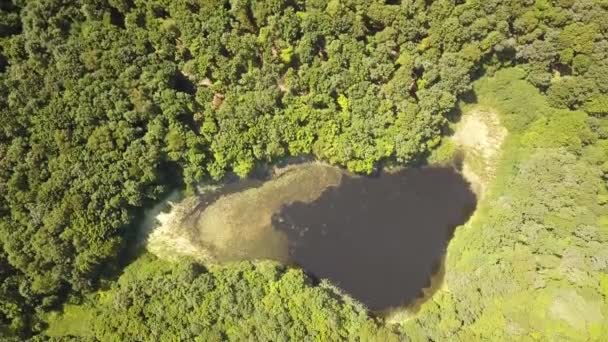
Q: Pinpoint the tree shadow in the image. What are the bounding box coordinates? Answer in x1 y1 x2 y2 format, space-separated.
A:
109 7 126 29
172 71 197 95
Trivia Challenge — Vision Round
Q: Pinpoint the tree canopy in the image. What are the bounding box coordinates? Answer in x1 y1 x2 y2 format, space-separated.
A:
0 0 607 339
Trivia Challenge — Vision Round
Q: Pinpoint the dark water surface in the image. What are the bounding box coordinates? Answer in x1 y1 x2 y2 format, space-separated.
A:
272 167 477 311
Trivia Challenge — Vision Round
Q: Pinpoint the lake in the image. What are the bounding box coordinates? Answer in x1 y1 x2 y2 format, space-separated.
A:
272 167 476 311
146 163 476 311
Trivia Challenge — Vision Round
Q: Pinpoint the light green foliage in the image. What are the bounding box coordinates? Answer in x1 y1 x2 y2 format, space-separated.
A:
44 304 95 338
409 69 608 341
0 0 607 339
46 254 399 341
558 23 598 55
471 68 548 133
279 46 293 64
428 139 457 165
584 95 608 117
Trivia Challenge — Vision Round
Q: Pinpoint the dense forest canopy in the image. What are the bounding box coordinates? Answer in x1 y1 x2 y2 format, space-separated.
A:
46 254 402 340
0 0 607 340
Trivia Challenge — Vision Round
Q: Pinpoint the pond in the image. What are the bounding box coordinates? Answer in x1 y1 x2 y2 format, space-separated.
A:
146 163 476 312
272 167 476 311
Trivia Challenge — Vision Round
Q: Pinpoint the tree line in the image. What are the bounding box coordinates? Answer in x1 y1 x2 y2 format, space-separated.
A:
1 0 607 338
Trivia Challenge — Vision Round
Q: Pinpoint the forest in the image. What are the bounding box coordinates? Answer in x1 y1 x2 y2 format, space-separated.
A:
1 0 607 340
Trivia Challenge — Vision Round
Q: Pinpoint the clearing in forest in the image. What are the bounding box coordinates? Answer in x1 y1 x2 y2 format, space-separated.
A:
452 107 507 197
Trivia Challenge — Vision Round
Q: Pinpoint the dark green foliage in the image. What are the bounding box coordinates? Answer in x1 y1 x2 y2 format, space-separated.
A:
547 76 596 109
0 0 607 339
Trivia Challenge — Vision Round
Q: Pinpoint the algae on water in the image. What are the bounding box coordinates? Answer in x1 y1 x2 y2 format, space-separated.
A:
145 163 344 263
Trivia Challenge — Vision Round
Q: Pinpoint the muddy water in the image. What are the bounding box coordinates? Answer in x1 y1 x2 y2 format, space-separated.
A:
145 163 476 311
272 167 476 311
145 163 343 263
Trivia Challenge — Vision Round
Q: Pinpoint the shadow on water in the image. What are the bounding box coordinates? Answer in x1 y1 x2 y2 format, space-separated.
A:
128 161 476 313
272 166 477 312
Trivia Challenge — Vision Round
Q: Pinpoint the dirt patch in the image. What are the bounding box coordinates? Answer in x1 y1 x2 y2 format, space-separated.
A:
452 107 507 196
145 163 344 263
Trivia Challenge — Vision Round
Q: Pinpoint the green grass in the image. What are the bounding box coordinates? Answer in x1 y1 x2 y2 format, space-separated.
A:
468 67 550 133
45 304 95 338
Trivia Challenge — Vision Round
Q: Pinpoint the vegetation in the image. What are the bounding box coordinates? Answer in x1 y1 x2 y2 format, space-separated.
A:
0 0 607 340
45 254 399 341
404 68 608 341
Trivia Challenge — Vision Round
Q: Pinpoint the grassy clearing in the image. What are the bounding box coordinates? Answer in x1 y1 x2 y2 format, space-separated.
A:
451 106 507 197
44 304 95 338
